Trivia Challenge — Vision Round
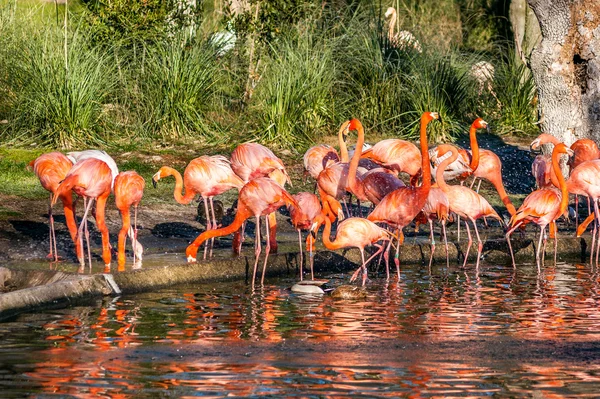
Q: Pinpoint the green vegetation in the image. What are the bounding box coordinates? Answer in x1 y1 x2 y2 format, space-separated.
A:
0 0 538 154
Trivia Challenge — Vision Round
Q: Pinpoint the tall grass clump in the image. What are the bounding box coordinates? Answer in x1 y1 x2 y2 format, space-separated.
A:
401 53 476 142
2 27 117 148
132 36 223 141
248 28 336 151
491 52 537 136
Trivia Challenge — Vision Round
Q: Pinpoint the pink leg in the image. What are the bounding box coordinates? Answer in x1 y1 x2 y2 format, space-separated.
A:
575 194 579 230
462 221 473 268
428 219 435 270
209 197 217 258
251 216 261 289
536 226 545 273
202 197 211 260
297 229 303 281
442 220 449 267
471 218 483 270
260 215 271 286
505 221 523 268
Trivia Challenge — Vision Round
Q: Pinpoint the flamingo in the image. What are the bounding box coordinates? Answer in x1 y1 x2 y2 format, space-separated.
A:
52 158 113 273
506 143 573 269
435 145 503 268
184 177 299 287
317 215 391 286
114 171 145 271
30 152 81 262
66 150 119 188
367 112 439 279
152 155 244 259
565 160 600 264
288 192 325 280
230 142 291 255
531 133 600 225
360 137 422 185
384 7 422 52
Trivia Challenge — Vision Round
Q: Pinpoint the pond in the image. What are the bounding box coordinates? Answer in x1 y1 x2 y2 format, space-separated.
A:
2 260 600 397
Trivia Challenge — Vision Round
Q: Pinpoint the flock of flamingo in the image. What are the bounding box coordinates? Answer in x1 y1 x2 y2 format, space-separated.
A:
29 111 600 286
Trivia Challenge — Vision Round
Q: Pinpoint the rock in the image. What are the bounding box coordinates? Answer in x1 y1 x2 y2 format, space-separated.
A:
330 285 367 300
291 283 324 294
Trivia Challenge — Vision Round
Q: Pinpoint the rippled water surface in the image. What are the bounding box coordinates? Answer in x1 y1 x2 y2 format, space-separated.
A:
3 261 600 397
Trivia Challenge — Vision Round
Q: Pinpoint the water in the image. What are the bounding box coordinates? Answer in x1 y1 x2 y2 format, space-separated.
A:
2 261 600 397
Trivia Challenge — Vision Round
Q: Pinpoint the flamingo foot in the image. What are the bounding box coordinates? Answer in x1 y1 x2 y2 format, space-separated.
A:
187 255 197 263
349 266 362 283
103 264 111 274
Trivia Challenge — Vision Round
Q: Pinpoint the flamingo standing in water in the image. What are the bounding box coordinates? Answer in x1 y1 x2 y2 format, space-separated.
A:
367 112 439 279
184 177 299 287
506 143 573 269
435 145 503 268
230 143 291 255
152 155 244 259
52 158 113 273
114 171 145 271
30 152 81 262
414 186 450 268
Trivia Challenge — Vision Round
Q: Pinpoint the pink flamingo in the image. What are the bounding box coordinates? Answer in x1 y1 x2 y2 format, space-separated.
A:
114 171 145 271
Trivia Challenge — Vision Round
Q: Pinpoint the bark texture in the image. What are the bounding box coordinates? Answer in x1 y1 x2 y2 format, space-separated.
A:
527 0 600 144
510 0 542 63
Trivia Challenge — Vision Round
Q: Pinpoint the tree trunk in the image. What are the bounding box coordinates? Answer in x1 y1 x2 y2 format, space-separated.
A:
510 0 541 64
527 0 600 144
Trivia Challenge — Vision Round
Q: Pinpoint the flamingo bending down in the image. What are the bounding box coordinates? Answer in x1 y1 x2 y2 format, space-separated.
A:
367 112 439 279
184 177 299 287
506 143 573 269
318 215 391 286
66 150 119 188
435 145 503 268
114 171 145 271
152 155 244 259
288 192 325 280
52 158 113 273
30 152 81 262
360 138 422 185
230 143 291 255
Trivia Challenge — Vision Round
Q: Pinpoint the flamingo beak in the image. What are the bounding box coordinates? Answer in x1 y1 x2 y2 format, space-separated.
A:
152 172 160 188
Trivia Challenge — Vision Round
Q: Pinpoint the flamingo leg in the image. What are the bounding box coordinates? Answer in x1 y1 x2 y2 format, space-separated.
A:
457 215 461 242
592 212 597 265
442 220 449 268
536 225 545 273
251 216 261 289
471 218 483 270
48 194 58 262
505 221 523 268
594 199 600 266
297 229 303 281
308 230 314 280
462 220 473 268
78 197 95 274
575 194 579 229
476 179 482 193
202 197 211 260
261 215 271 286
395 229 404 280
383 237 392 280
428 219 435 270
360 248 367 286
209 197 217 258
469 178 477 190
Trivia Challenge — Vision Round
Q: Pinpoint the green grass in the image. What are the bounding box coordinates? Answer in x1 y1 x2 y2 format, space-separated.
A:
0 148 47 199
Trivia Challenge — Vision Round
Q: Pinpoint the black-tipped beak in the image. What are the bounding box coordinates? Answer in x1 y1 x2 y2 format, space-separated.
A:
310 230 317 239
152 179 158 189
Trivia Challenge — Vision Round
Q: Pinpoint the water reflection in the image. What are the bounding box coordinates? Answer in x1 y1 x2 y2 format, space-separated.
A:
2 262 600 396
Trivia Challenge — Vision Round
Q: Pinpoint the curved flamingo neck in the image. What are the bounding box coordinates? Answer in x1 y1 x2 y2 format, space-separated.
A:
468 123 480 171
551 149 569 216
347 120 365 197
338 124 349 163
321 216 341 251
162 167 196 205
435 146 458 193
388 10 396 40
540 133 560 146
418 114 432 191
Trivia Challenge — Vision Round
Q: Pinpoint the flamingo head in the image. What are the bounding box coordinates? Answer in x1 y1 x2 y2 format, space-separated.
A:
530 133 557 151
339 120 351 142
472 117 488 131
152 167 170 188
554 142 573 157
384 7 396 18
347 118 363 133
422 112 440 123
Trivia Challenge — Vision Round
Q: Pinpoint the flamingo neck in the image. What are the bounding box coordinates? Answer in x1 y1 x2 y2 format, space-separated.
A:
418 115 432 192
163 167 196 205
321 216 339 251
551 150 569 216
468 124 480 171
347 121 365 198
435 147 458 193
338 126 349 163
388 10 396 40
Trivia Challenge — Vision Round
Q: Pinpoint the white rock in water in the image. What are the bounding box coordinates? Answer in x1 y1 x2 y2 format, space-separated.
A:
291 283 324 294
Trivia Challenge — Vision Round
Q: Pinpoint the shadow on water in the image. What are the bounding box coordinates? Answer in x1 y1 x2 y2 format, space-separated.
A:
2 261 600 396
